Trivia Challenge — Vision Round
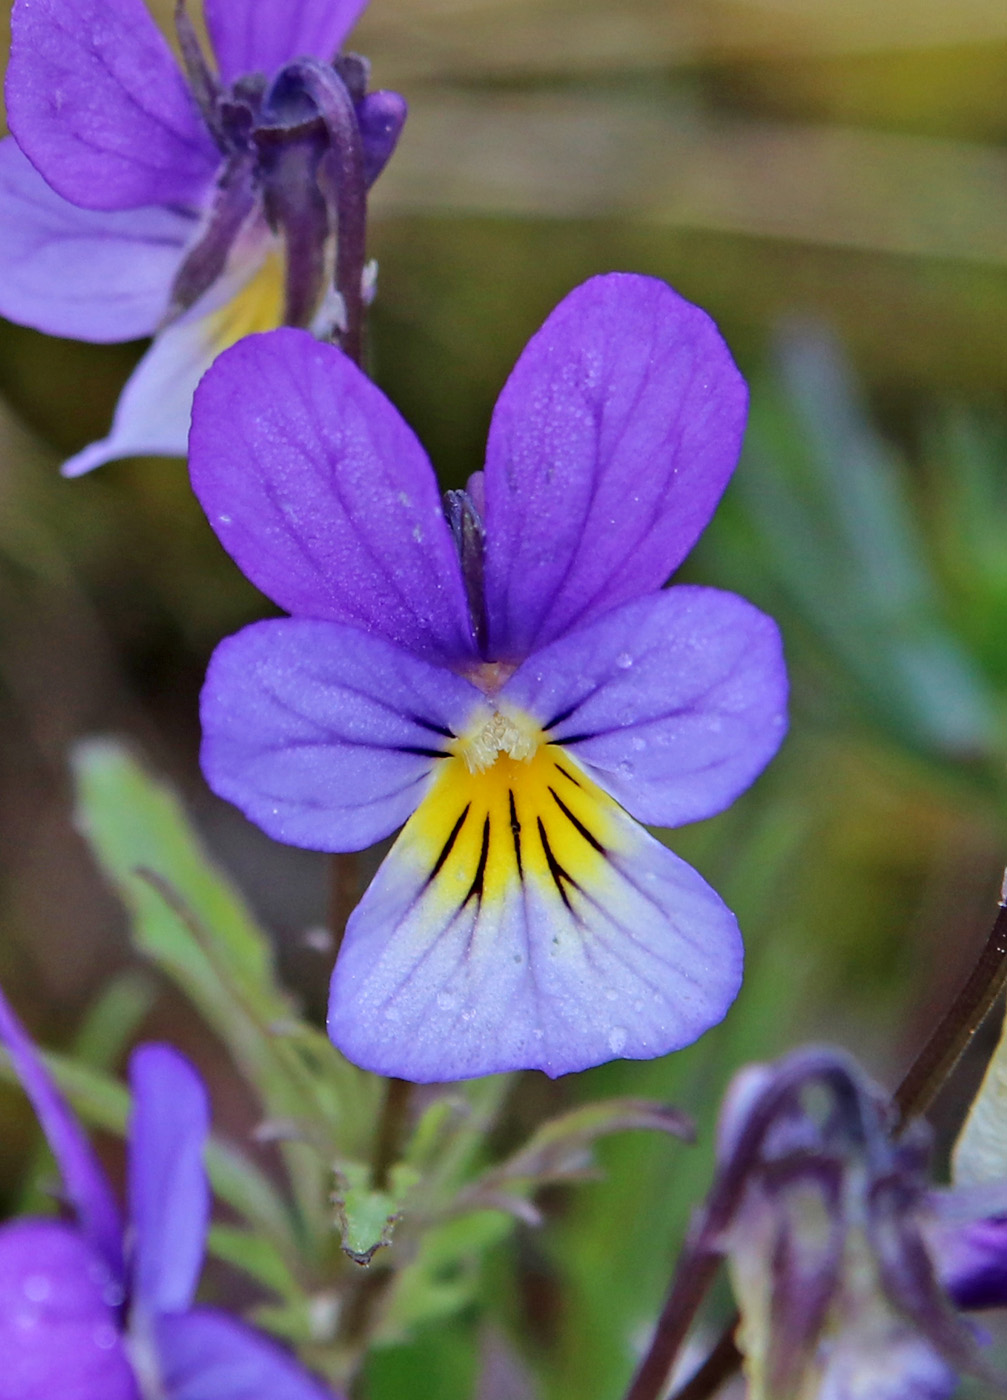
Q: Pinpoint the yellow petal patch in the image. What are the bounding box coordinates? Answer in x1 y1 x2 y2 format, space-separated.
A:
410 716 618 916
207 248 286 356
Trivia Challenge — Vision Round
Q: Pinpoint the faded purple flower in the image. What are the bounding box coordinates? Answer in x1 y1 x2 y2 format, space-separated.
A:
0 0 405 475
0 982 336 1400
193 272 788 1083
701 1048 1007 1400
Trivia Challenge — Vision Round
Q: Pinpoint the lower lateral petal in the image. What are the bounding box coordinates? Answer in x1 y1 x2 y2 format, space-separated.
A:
61 242 283 477
154 1307 332 1400
201 618 483 852
328 747 742 1081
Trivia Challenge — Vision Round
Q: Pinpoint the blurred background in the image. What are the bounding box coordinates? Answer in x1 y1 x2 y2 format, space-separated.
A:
2 0 1007 1396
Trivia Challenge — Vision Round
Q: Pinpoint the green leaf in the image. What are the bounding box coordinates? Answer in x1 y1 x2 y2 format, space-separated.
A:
207 1224 304 1303
70 739 376 1235
333 1160 422 1265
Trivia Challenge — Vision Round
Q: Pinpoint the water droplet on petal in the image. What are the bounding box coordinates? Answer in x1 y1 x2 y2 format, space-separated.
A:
615 653 633 669
616 759 634 777
412 525 424 543
608 1026 628 1054
436 990 458 1011
22 1275 51 1304
630 735 646 752
218 513 232 525
92 1323 118 1352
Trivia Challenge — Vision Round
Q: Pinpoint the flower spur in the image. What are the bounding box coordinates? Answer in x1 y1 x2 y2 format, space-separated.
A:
192 272 789 1082
0 0 405 475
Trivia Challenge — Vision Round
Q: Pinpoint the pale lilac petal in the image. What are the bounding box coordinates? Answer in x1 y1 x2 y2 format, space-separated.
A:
127 1045 209 1318
201 619 483 852
0 982 124 1280
0 1220 137 1400
206 0 368 84
0 140 192 343
61 306 210 476
155 1308 333 1400
189 330 476 664
61 241 279 476
482 273 748 660
503 587 787 828
7 0 218 212
329 752 743 1080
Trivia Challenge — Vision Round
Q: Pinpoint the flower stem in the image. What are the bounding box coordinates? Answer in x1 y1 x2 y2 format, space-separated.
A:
894 889 1007 1123
371 1076 412 1191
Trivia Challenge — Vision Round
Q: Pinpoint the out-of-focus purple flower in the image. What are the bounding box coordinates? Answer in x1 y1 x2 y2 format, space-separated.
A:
695 1047 1007 1400
0 983 336 1400
0 0 405 475
192 272 789 1083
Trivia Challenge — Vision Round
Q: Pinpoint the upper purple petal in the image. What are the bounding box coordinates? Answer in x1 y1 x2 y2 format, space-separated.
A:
0 1220 138 1400
189 329 476 665
200 617 483 852
206 0 368 84
0 139 192 343
0 981 124 1282
502 587 788 828
127 1045 210 1318
7 0 218 212
481 273 748 660
154 1307 335 1400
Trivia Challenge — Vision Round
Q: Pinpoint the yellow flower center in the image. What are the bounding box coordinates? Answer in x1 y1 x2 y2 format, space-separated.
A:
208 248 287 354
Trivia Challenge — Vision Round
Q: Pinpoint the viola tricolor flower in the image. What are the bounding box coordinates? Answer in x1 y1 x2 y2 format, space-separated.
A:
0 0 404 475
0 983 336 1400
193 273 788 1083
699 1047 1007 1400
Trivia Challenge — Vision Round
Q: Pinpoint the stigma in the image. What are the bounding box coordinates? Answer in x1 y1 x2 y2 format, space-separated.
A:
457 709 538 773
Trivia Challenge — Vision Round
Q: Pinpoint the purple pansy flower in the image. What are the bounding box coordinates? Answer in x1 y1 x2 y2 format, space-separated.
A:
661 1048 1007 1400
192 272 789 1083
0 983 336 1400
0 0 405 475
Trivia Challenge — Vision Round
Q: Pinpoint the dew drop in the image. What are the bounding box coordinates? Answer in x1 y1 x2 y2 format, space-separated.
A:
14 1309 37 1331
412 525 424 543
22 1274 51 1304
616 759 634 777
615 652 633 669
630 735 646 752
532 1028 545 1040
397 491 411 507
604 988 618 1002
92 1323 118 1352
436 990 458 1011
217 513 232 526
608 1026 628 1054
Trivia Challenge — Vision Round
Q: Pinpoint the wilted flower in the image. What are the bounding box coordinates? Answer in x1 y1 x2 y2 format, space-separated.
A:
192 272 788 1082
0 0 405 475
0 983 336 1400
698 1047 1007 1400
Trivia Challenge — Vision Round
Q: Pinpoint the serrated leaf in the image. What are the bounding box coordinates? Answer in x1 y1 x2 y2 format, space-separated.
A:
70 739 376 1227
459 1097 692 1211
333 1161 421 1265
